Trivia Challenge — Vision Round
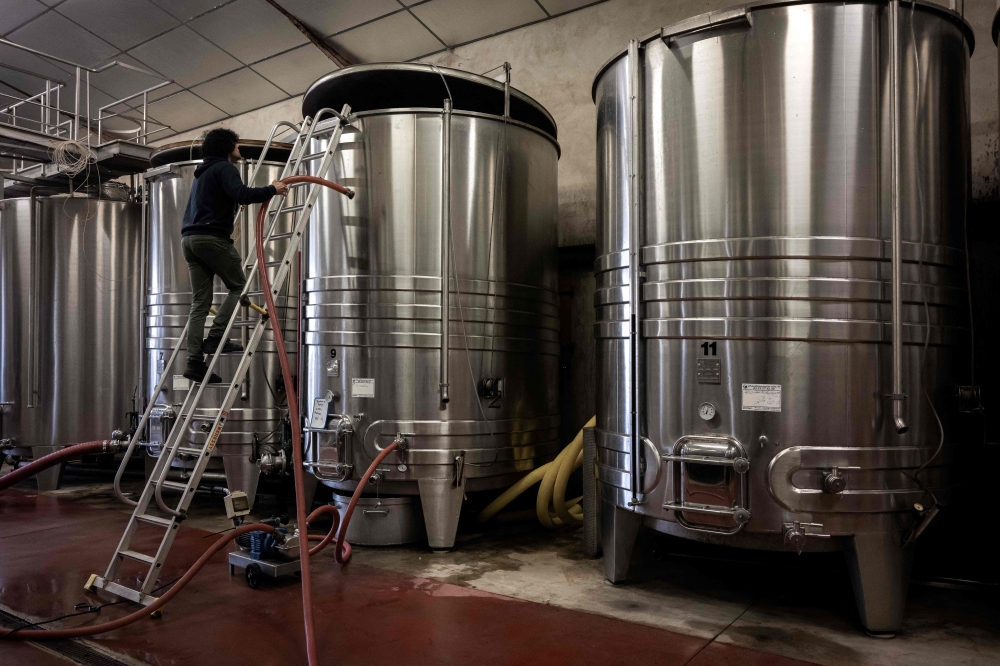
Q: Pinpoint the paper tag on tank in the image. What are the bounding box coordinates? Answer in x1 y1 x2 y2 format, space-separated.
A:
352 378 375 398
741 384 781 412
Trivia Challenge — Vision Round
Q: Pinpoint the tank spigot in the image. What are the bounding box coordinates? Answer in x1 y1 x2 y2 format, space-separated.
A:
823 467 846 494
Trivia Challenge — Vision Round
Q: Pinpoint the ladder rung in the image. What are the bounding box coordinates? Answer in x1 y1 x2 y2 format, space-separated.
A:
176 446 203 457
119 549 156 565
265 261 285 267
270 204 305 215
136 513 173 527
266 232 295 241
161 480 188 491
95 579 156 606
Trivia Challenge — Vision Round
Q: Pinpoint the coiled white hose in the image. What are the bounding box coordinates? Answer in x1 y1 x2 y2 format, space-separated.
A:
51 139 94 176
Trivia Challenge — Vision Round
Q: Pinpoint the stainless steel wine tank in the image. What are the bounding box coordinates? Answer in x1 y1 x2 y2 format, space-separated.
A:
593 0 972 634
0 194 142 489
300 64 561 550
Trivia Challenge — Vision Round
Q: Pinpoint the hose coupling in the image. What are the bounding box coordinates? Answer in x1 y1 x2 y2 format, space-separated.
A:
0 438 13 452
101 439 126 454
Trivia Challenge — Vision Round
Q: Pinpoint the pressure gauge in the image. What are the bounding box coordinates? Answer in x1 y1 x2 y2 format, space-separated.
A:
698 402 717 421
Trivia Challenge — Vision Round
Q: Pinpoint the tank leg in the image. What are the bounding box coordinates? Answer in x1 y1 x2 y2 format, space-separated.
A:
417 477 465 552
845 531 913 635
222 454 261 510
600 497 640 583
31 446 64 491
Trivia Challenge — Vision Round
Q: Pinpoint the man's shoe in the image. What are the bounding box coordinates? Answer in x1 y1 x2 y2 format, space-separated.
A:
201 337 244 354
182 359 221 384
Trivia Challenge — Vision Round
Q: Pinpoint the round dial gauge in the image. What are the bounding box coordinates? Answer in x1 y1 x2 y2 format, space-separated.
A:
698 402 717 421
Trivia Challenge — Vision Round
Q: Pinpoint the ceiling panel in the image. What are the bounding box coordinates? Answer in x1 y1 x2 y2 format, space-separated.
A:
251 44 336 96
411 0 546 46
0 44 71 101
328 11 442 64
538 0 596 14
88 53 169 103
129 26 242 87
0 0 47 36
56 0 180 51
189 0 308 64
144 89 226 132
7 10 118 68
278 0 402 38
190 67 287 115
148 0 223 22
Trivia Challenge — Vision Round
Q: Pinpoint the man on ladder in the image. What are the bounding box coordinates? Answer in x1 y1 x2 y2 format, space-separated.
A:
180 128 289 383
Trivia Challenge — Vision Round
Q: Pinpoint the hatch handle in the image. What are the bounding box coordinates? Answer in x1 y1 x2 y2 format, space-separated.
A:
661 7 753 46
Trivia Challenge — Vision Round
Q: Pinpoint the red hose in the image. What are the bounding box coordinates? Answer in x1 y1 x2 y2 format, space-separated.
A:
0 506 341 641
333 441 399 564
0 441 114 492
255 174 351 666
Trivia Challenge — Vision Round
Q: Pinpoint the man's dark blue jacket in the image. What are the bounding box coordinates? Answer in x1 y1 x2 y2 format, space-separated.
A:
181 156 276 240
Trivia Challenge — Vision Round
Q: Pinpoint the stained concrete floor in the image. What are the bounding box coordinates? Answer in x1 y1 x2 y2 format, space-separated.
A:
1 476 999 666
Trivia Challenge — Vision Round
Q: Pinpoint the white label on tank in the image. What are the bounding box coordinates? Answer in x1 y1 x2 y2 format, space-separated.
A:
352 378 375 398
741 383 781 412
173 375 191 392
310 397 329 429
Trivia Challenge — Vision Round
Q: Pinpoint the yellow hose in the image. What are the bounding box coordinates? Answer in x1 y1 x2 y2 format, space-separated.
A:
478 416 596 528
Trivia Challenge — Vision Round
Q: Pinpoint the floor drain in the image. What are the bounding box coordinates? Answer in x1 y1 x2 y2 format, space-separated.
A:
0 608 135 666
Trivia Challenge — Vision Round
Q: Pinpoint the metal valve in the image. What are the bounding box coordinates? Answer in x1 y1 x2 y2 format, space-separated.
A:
783 521 830 554
823 467 846 494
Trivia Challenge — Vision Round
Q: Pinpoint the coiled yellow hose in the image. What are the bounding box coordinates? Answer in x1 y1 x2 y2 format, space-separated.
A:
478 416 596 527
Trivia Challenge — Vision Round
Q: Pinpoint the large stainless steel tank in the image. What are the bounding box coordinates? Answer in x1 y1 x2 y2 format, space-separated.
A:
0 194 142 489
143 140 295 507
300 64 560 550
593 0 972 634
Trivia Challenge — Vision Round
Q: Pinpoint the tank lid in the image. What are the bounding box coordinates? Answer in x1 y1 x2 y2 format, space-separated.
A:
592 0 976 102
149 139 294 168
301 63 558 139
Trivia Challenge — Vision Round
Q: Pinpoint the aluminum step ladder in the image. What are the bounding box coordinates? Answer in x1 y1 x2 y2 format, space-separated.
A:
89 105 353 606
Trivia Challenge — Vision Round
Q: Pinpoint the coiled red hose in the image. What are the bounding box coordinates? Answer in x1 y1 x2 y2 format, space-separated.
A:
0 441 114 492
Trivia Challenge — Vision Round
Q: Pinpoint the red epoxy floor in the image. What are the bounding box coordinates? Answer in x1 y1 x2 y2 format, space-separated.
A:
0 489 816 666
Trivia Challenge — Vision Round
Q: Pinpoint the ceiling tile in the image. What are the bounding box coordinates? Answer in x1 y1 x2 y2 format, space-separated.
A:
88 53 169 104
251 44 336 95
189 67 287 115
129 26 242 87
7 10 118 68
0 0 47 36
56 0 180 51
328 11 442 64
144 89 226 132
189 0 307 64
0 45 71 104
411 0 546 46
149 0 223 21
538 0 596 14
278 0 401 37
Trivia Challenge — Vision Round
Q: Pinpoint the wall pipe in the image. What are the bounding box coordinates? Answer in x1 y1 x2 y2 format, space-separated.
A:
889 0 909 434
439 98 453 404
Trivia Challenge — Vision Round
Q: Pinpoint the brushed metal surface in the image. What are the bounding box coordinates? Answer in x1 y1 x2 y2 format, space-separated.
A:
303 107 560 500
0 196 141 453
594 0 970 540
144 157 297 489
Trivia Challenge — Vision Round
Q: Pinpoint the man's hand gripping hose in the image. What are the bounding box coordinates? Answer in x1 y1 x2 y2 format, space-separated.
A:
1 176 394 666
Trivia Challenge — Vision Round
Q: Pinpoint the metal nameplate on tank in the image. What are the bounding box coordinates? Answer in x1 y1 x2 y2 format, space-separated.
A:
696 358 721 384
